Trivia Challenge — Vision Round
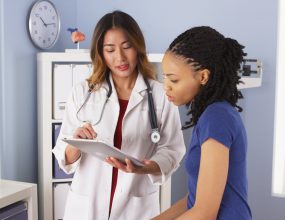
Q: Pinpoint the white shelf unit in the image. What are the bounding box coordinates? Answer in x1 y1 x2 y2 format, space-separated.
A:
37 52 171 220
0 179 38 220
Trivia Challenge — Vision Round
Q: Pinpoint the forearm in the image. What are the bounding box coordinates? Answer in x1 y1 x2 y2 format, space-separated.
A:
175 204 217 220
152 196 188 220
65 144 81 164
144 160 161 175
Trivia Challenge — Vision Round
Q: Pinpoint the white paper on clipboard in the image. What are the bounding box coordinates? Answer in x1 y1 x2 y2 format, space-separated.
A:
62 138 144 167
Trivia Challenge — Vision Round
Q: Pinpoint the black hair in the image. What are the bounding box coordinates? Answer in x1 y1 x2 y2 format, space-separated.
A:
168 26 246 129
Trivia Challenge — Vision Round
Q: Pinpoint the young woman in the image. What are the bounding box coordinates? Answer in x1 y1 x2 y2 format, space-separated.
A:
52 11 185 220
153 26 252 220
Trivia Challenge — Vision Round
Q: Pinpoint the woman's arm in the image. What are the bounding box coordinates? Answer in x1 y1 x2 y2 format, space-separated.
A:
175 138 229 220
105 85 185 176
104 157 161 174
65 145 81 165
65 123 97 165
151 196 188 220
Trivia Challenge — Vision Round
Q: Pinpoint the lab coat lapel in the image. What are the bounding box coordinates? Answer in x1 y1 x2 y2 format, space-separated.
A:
125 73 147 116
102 73 147 115
101 74 119 104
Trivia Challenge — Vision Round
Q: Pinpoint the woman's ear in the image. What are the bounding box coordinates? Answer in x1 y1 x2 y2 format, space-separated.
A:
200 69 210 85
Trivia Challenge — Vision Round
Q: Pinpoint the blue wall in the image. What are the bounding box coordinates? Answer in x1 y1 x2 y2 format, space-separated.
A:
0 0 77 182
0 0 3 179
1 0 285 219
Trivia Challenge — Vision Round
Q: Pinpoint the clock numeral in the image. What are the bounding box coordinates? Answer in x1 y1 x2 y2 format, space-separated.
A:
44 6 47 10
48 37 51 41
43 40 46 44
33 21 37 26
38 36 42 40
35 13 39 17
34 30 38 34
39 7 42 11
51 32 55 36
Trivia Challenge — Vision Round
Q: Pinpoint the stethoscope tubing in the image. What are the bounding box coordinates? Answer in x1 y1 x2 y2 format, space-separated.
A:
76 75 160 143
143 77 158 131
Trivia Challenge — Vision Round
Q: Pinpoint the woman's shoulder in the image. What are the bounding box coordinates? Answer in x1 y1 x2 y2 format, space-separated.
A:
142 78 168 110
72 80 89 96
204 101 237 115
148 79 164 94
72 80 105 93
199 101 242 127
71 80 107 105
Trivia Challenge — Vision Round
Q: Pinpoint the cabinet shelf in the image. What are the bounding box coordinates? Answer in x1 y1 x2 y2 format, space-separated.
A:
52 179 73 183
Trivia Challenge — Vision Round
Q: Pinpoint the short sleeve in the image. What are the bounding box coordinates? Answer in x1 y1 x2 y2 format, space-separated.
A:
197 105 236 149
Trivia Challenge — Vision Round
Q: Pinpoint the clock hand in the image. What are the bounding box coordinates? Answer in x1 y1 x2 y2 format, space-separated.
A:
46 22 56 26
39 17 47 27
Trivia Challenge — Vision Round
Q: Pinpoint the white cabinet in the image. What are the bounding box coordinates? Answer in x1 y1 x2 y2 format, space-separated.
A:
37 51 171 220
53 64 73 120
52 63 92 119
53 183 71 220
0 179 38 220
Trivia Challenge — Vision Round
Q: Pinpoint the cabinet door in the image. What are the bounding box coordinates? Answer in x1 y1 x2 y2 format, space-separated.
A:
53 64 73 119
72 63 92 86
53 183 71 220
52 123 74 179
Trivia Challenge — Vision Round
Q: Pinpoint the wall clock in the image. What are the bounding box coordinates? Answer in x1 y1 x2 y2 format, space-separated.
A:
28 0 60 49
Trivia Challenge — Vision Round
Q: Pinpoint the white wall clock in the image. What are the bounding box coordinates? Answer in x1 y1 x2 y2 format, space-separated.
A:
28 0 60 49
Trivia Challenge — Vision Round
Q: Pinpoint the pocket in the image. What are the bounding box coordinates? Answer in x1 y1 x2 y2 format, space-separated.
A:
63 189 90 220
127 191 160 220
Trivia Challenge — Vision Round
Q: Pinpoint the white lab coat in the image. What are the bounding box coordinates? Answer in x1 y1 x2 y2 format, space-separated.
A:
53 73 185 220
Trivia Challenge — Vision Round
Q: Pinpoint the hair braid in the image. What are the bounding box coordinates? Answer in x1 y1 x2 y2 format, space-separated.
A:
168 26 246 129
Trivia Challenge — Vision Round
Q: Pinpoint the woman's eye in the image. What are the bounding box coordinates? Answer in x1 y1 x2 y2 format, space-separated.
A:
171 80 179 83
106 49 114 53
123 44 132 49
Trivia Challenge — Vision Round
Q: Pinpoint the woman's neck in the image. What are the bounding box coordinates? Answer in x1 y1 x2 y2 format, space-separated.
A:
112 73 138 100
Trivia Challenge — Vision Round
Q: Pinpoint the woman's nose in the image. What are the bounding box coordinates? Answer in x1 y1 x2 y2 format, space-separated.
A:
163 82 171 92
116 48 126 62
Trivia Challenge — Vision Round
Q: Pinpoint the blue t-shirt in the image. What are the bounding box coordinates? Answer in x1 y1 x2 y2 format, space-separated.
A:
185 101 252 219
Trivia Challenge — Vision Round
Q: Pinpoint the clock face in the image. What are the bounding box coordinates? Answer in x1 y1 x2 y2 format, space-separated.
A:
28 0 60 49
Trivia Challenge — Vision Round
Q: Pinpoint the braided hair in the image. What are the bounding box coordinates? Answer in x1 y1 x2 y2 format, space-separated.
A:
168 26 246 129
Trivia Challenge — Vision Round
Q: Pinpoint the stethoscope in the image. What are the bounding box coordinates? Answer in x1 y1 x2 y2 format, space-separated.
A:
76 75 161 144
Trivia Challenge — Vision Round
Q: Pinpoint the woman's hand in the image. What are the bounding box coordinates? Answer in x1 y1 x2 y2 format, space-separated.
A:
104 157 161 175
73 123 97 139
65 123 97 164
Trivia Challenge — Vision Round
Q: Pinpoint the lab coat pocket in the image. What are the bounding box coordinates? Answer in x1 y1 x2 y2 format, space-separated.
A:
127 191 160 220
63 189 90 220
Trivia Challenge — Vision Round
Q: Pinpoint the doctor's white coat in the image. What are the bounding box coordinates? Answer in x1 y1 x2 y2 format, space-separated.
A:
53 73 185 220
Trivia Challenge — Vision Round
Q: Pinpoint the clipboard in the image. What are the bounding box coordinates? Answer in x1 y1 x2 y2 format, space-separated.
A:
62 138 144 167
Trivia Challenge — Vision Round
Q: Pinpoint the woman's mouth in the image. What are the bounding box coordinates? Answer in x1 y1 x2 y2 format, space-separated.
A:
117 64 129 71
167 95 174 101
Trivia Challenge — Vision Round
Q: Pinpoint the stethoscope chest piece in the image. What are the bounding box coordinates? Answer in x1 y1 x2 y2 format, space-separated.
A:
151 130 160 143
